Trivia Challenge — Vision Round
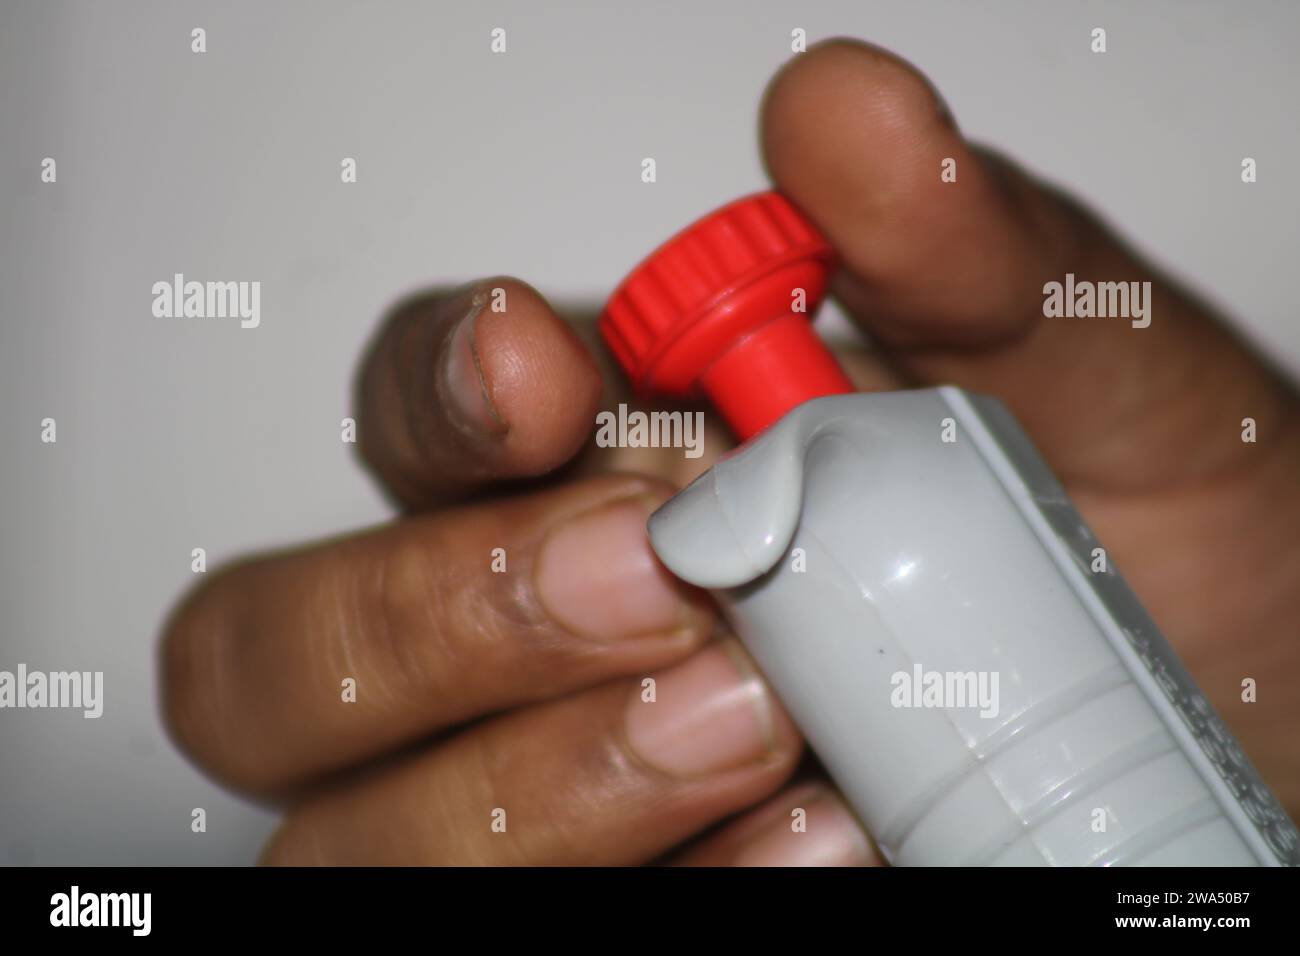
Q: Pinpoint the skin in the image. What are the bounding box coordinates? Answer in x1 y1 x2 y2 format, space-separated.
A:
159 40 1300 866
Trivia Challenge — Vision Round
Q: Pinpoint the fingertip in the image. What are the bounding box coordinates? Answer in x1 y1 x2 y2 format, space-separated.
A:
759 37 968 287
761 38 955 197
357 276 607 506
759 37 1046 344
473 277 604 477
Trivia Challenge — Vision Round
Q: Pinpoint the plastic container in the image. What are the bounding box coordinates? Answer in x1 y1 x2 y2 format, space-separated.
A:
599 192 1299 866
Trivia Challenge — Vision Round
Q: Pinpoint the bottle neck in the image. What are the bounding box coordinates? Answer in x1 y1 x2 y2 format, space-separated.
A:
698 313 855 441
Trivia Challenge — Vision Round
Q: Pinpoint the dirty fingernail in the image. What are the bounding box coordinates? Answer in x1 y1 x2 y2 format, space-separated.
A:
438 289 505 436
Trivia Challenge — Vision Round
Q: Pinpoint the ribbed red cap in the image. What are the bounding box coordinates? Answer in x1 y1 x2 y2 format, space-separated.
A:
599 192 854 440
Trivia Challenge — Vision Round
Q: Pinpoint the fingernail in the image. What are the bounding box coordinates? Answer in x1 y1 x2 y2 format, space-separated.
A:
535 498 704 641
733 788 876 867
437 288 506 436
626 642 784 777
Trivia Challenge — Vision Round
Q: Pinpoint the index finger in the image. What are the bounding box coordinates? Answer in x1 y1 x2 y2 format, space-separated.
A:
356 277 604 507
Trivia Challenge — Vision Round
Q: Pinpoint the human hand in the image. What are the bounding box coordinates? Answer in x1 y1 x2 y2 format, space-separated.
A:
160 39 1299 865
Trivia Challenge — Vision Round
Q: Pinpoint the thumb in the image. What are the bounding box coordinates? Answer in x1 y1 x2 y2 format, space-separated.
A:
761 39 1296 490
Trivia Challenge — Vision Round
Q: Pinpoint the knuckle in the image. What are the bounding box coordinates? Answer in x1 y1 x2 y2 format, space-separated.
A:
370 517 586 709
364 522 522 713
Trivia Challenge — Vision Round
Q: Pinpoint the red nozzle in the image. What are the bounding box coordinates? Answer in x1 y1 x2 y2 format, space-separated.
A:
599 192 853 441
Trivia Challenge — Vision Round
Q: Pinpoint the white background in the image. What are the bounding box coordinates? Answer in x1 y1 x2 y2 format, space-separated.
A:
1 0 1297 863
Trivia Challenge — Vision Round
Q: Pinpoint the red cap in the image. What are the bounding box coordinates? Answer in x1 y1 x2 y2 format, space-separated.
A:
599 192 854 441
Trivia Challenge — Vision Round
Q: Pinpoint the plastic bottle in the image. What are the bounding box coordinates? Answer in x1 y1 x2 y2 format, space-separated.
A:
599 192 1299 866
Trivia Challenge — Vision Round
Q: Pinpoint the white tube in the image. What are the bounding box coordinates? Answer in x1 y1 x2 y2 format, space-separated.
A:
648 388 1298 866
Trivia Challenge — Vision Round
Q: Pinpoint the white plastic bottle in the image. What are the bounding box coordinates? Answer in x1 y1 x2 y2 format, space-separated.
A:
599 192 1299 866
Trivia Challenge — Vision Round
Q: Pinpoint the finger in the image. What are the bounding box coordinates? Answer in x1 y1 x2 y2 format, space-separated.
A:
671 780 881 867
261 641 803 865
356 277 604 507
161 475 715 795
762 39 1297 489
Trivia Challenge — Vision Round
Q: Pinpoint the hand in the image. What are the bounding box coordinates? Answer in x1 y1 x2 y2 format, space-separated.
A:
160 39 1300 865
